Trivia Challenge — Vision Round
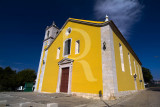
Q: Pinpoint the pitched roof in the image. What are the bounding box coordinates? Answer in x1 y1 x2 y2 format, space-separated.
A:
69 18 105 24
45 18 142 65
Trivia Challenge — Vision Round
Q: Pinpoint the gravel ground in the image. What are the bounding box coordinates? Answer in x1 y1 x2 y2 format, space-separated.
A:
0 87 159 107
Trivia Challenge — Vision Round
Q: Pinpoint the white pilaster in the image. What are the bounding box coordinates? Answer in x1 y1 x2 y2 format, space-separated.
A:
34 43 45 92
101 25 118 99
38 50 48 92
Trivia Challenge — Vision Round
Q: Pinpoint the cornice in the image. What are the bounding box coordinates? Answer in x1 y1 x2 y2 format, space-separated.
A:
44 18 142 65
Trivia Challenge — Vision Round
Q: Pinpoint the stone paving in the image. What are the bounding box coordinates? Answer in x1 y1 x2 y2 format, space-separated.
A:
113 87 160 107
0 91 137 107
0 88 159 107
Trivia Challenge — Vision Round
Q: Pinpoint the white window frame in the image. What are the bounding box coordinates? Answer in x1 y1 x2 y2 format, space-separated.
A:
137 65 140 79
65 27 72 36
56 47 60 59
128 53 132 75
134 60 137 74
47 30 50 38
119 43 125 72
75 40 80 54
63 38 72 57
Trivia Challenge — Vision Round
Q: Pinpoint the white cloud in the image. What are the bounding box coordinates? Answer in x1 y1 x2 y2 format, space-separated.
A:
94 0 143 39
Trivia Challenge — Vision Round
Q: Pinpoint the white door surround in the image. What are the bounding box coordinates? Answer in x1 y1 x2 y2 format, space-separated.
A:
56 58 74 94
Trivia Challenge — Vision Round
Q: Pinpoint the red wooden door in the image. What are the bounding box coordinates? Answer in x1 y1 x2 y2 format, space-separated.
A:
60 67 69 92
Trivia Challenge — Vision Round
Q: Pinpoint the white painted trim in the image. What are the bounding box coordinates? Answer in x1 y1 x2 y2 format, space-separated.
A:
119 43 125 72
63 38 72 57
68 63 73 94
56 67 62 93
65 27 72 36
75 40 80 54
34 42 45 92
137 65 140 79
128 53 132 75
56 62 73 94
134 60 137 74
100 25 118 100
56 47 60 59
38 50 48 92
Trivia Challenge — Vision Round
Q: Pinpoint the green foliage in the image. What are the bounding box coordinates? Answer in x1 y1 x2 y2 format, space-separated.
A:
142 67 153 83
0 67 17 91
0 67 36 91
16 69 36 86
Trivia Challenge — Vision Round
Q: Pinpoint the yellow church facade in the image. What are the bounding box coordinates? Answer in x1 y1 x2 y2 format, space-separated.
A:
34 17 145 100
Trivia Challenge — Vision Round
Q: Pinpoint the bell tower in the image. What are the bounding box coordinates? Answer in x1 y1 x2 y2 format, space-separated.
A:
44 21 59 45
34 21 59 92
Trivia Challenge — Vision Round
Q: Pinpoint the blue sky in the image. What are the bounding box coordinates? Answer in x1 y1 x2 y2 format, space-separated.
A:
0 0 159 80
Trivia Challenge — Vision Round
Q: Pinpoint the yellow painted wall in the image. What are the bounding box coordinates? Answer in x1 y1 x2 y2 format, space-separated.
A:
41 21 103 94
113 32 145 91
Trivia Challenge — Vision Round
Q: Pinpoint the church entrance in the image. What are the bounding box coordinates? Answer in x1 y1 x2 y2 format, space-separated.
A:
60 67 69 92
56 58 74 94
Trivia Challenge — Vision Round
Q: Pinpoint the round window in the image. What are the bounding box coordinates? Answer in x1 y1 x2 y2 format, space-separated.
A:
66 27 72 35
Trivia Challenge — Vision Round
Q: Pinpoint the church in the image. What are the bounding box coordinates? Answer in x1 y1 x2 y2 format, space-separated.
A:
34 16 145 100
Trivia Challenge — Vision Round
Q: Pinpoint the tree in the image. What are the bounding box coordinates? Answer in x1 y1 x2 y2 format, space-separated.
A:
16 69 36 87
0 67 17 91
142 67 153 83
0 67 4 91
0 67 36 91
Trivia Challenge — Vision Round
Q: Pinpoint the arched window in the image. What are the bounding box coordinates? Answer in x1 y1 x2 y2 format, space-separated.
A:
128 53 132 75
119 43 125 72
134 60 137 74
64 39 71 56
47 31 50 38
75 40 80 54
57 47 60 59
